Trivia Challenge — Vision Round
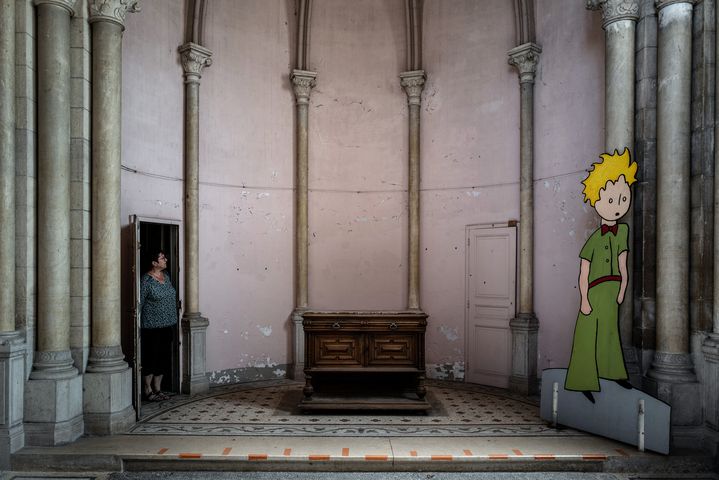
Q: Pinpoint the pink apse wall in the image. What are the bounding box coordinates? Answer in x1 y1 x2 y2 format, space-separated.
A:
120 0 605 383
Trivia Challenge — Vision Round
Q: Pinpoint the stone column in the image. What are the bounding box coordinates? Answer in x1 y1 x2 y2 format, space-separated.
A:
83 0 138 434
647 0 700 440
290 69 316 380
507 43 541 395
179 42 211 395
0 0 26 465
24 0 83 446
588 0 642 384
400 70 425 311
703 0 719 437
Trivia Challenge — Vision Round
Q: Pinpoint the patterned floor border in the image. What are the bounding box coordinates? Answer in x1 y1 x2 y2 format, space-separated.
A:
130 379 586 438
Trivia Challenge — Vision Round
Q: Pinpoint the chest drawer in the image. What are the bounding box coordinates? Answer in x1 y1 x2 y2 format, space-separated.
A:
367 334 417 366
309 334 363 366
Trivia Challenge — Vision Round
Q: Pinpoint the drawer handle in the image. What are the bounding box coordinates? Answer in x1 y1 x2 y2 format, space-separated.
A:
332 322 341 329
389 322 398 330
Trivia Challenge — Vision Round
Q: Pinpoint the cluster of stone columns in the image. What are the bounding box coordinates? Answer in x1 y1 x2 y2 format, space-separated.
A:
0 0 26 465
586 0 642 384
179 41 212 395
646 0 699 430
507 42 540 395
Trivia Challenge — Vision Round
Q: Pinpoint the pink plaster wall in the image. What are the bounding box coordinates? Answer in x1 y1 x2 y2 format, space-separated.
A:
534 2 605 372
421 0 519 376
120 0 605 381
308 0 408 310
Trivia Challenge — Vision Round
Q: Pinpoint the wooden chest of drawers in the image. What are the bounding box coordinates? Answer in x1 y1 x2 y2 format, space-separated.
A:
299 311 431 411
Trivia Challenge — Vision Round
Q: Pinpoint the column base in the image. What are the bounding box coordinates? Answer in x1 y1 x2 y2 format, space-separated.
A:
85 345 129 373
24 374 84 446
29 350 78 380
509 313 539 395
290 309 305 381
0 332 26 468
83 366 134 435
645 352 701 433
181 313 209 395
701 334 719 430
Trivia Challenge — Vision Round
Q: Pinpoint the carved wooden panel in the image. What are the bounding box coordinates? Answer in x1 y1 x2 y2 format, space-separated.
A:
367 335 416 365
313 335 362 366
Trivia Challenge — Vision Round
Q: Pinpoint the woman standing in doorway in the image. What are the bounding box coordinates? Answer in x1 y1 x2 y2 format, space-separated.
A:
140 250 177 401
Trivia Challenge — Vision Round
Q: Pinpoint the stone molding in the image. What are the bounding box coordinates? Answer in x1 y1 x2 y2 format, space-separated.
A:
509 312 540 331
399 70 426 106
179 43 213 84
29 350 78 380
0 331 23 347
703 333 719 361
655 0 696 9
648 351 697 382
291 70 317 105
86 345 127 373
34 0 75 15
587 0 639 28
88 0 140 28
508 43 542 84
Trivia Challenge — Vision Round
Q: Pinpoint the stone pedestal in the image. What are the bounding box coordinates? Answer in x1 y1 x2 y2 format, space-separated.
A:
509 313 539 395
702 334 719 452
0 334 25 469
24 373 83 446
181 313 209 395
290 310 305 380
83 365 133 435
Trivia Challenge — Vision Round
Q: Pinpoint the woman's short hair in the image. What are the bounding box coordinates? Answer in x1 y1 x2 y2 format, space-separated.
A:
144 249 166 271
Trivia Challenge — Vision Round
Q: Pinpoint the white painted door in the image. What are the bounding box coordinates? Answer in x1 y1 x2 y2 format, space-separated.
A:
465 224 516 388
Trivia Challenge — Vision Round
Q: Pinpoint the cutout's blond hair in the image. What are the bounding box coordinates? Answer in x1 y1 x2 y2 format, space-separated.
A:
581 148 638 206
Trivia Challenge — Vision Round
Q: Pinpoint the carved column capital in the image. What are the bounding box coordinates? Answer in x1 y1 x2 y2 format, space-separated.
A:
587 0 639 27
34 0 76 15
399 70 426 106
291 69 317 105
655 0 696 10
179 42 212 84
89 0 140 28
508 43 541 84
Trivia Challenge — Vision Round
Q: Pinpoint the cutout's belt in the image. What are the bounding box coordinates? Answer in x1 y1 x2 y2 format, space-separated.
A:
589 275 621 289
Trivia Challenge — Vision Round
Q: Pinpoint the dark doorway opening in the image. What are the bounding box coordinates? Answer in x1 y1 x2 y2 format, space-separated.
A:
126 216 182 419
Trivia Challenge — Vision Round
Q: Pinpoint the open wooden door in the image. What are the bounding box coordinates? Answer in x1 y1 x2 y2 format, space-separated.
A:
131 214 142 420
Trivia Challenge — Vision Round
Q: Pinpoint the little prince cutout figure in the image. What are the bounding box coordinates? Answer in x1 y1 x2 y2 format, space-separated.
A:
565 148 638 403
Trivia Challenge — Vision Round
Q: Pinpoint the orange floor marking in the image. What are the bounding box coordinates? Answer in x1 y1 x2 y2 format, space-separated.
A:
248 454 268 461
309 454 330 461
157 448 168 455
463 449 473 456
431 455 453 461
512 449 523 456
615 448 630 457
283 448 292 456
178 453 202 459
582 454 607 461
409 450 418 457
534 454 556 460
342 447 350 457
489 454 509 460
221 448 232 456
365 455 388 461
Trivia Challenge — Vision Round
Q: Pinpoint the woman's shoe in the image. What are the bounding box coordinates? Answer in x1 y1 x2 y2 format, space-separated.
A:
152 390 170 401
146 392 162 402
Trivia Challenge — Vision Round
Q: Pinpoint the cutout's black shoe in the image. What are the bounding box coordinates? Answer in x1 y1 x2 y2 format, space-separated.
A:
582 391 596 403
615 379 633 389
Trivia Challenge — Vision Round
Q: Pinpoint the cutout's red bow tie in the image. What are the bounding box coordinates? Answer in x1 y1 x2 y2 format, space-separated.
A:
601 224 618 236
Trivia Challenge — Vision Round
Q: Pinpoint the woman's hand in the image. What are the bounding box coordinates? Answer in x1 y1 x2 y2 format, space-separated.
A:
580 299 592 315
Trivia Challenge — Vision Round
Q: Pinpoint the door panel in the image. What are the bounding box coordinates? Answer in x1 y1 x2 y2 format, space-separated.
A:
465 225 516 388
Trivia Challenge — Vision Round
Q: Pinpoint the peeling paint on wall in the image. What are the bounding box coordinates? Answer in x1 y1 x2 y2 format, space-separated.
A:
257 325 272 337
426 362 465 381
207 364 290 386
438 325 460 342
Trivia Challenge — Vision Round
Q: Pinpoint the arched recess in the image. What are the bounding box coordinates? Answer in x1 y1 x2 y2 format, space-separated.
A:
513 0 536 45
185 0 209 44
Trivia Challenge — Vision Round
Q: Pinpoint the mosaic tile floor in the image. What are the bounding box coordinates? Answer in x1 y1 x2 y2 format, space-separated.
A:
130 379 585 437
